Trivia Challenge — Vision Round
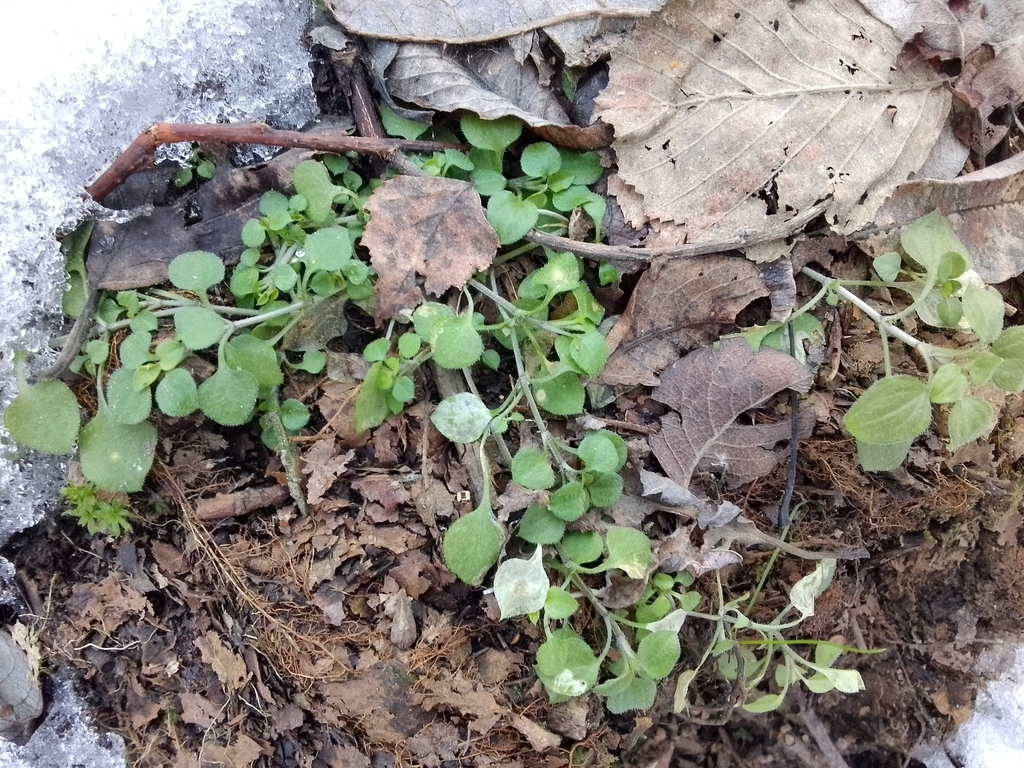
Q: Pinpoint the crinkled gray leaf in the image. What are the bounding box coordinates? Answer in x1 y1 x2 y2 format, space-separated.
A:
326 0 664 44
650 338 812 488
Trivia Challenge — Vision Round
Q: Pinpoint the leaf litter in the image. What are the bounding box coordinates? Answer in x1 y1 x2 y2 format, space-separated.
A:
12 1 1024 766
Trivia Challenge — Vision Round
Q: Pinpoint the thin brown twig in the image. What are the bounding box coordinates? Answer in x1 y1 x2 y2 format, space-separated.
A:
86 121 468 202
524 199 830 265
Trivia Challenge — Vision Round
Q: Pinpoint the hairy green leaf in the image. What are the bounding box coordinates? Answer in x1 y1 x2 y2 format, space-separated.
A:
511 447 555 490
442 501 506 586
79 413 156 493
303 226 352 272
948 396 993 451
106 367 152 426
198 367 258 427
174 306 225 351
534 371 585 416
4 379 80 455
961 282 1004 344
636 631 681 681
517 503 565 545
544 587 579 620
845 375 931 443
602 527 652 579
155 368 199 417
929 364 968 404
167 250 225 294
520 142 561 178
431 392 491 443
549 481 588 522
605 677 657 714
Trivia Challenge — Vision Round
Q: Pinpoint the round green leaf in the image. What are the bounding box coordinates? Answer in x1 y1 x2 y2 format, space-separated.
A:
992 358 1024 393
558 149 603 186
303 226 352 272
948 396 994 452
544 587 579 621
118 332 152 370
431 392 491 443
636 631 681 681
587 471 623 508
493 547 549 619
198 367 258 427
79 412 156 493
470 169 507 197
511 447 555 490
432 317 484 369
872 251 902 282
155 368 199 417
397 332 421 359
560 530 602 564
605 677 657 714
929 363 968 404
442 503 506 586
517 503 566 545
993 326 1024 360
567 330 609 376
106 367 152 425
549 481 588 522
167 251 225 294
3 379 80 455
292 160 339 223
279 399 311 431
520 142 561 178
578 431 620 473
486 191 539 245
534 371 585 416
856 439 913 472
174 306 225 351
460 114 522 155
241 219 266 248
844 375 931 443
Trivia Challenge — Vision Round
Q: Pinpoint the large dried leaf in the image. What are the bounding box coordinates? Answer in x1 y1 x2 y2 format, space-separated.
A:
650 338 812 487
859 149 1024 283
362 176 498 320
594 0 950 242
858 0 985 59
383 42 571 128
599 255 768 386
326 0 664 44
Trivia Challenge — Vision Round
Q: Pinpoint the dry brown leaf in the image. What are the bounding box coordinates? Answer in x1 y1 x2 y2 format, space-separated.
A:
650 338 812 487
195 631 250 696
859 149 1024 283
198 734 264 768
599 255 768 386
179 691 221 728
362 176 498 320
326 0 664 44
382 41 569 126
594 0 950 243
858 0 985 60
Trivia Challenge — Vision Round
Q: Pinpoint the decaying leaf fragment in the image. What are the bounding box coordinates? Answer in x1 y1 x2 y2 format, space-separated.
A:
362 176 498 320
595 0 950 243
599 255 768 386
326 0 665 44
650 338 812 487
859 149 1024 283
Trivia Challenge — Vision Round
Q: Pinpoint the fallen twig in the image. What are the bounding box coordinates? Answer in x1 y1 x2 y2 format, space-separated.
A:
524 200 831 266
86 122 468 202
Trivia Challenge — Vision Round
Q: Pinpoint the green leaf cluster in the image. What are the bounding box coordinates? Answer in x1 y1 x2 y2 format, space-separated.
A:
61 481 134 537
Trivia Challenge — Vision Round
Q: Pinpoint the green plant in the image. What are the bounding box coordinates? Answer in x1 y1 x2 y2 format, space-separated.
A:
61 481 134 537
171 146 216 188
755 210 1024 471
3 155 374 493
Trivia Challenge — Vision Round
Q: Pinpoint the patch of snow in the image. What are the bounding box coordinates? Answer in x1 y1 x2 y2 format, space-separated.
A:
914 641 1024 768
0 0 316 546
0 0 315 762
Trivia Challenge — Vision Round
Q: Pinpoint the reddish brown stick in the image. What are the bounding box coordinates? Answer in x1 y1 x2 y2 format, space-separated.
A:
86 122 467 202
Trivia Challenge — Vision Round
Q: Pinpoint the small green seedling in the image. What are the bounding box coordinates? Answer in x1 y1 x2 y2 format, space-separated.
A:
61 481 134 537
